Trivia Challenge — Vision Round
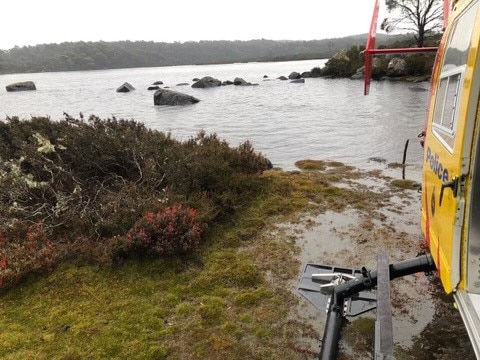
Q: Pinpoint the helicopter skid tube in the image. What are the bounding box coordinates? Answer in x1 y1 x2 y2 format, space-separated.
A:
318 253 436 360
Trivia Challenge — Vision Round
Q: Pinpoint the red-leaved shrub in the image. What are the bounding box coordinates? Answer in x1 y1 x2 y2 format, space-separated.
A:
0 222 57 290
127 204 202 256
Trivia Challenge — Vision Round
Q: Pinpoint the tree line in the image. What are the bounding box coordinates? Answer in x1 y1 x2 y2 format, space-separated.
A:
0 35 410 74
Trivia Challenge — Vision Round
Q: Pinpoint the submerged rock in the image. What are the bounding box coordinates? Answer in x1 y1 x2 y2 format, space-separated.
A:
116 82 135 92
368 157 387 164
153 89 200 106
290 79 305 84
148 85 160 90
232 77 258 86
408 86 429 92
6 81 36 92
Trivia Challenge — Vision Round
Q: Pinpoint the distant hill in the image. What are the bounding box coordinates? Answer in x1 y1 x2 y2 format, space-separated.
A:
0 34 412 74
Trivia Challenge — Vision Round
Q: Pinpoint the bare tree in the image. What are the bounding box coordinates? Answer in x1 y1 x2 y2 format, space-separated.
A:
382 0 444 47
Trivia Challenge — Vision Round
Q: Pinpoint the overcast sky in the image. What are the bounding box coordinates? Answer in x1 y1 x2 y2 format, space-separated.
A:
1 0 388 50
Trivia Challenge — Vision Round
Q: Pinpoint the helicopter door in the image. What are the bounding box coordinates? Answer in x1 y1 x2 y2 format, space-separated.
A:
467 106 480 293
423 0 480 293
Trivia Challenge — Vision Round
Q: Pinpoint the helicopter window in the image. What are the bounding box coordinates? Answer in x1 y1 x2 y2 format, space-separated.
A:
440 73 461 131
432 70 462 150
432 0 479 151
442 0 479 72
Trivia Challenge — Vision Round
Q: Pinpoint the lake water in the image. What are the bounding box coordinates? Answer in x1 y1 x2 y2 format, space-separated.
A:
0 59 430 178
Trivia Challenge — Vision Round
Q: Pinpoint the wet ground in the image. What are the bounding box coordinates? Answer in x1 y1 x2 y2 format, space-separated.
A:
279 164 476 359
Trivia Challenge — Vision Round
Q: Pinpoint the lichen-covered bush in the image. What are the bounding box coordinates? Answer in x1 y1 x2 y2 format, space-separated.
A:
0 115 272 289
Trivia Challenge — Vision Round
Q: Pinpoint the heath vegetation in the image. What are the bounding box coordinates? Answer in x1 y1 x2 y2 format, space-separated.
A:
0 115 272 290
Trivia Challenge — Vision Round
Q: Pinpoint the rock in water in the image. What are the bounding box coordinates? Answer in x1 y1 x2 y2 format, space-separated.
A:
6 81 36 92
116 82 135 92
288 72 301 80
191 76 221 88
154 89 200 106
233 77 249 85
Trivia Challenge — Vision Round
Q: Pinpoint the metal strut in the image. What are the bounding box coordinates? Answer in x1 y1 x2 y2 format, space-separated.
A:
298 253 436 360
375 251 394 360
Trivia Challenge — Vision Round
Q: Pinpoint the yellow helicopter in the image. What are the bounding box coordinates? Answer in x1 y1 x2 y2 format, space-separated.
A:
299 0 480 358
421 0 480 356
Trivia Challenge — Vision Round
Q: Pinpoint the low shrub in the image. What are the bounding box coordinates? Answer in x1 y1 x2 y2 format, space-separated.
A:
405 54 436 76
127 204 202 256
0 222 57 290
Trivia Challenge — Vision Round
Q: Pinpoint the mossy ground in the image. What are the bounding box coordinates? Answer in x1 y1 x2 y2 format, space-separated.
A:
0 165 327 360
0 160 472 359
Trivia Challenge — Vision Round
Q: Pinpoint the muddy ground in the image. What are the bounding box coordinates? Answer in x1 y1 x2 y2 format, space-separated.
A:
277 163 476 359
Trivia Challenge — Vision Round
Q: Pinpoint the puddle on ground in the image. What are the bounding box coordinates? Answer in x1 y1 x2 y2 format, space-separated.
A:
274 167 473 359
294 210 359 265
284 208 435 350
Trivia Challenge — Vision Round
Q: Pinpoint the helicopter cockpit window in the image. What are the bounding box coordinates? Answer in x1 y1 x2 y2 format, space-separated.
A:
432 0 479 151
442 1 478 73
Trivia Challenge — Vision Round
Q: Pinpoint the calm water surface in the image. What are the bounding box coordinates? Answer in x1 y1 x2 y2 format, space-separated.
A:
0 59 430 178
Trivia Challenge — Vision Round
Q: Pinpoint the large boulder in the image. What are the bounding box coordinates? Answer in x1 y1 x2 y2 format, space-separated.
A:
116 82 135 92
288 72 301 80
6 81 36 92
154 89 200 106
351 66 365 80
387 57 407 77
191 76 222 88
351 57 386 80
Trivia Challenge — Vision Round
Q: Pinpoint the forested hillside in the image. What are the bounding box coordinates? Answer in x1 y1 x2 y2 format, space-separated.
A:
0 34 410 74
